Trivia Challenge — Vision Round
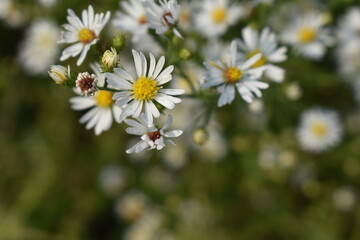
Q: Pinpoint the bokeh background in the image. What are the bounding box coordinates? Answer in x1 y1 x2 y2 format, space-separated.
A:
1 0 360 239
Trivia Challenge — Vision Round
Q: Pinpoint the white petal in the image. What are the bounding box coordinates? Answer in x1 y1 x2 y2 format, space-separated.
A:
161 115 173 131
241 53 262 70
158 88 185 95
265 64 285 83
105 72 133 90
152 56 165 79
148 53 156 78
113 68 135 82
132 49 142 78
164 130 183 138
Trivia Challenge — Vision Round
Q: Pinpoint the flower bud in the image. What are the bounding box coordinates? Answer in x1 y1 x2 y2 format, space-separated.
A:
102 48 119 69
48 65 70 85
112 33 126 52
192 128 209 145
76 72 98 96
179 48 191 61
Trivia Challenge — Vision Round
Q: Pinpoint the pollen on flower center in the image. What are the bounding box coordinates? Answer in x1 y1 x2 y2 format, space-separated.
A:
211 7 227 24
139 14 147 24
133 76 161 101
298 27 316 43
148 130 161 142
246 49 267 67
224 67 242 83
78 28 96 44
311 122 328 137
95 90 114 108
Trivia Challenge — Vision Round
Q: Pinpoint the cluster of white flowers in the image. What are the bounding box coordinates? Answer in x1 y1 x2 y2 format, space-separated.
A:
42 1 350 155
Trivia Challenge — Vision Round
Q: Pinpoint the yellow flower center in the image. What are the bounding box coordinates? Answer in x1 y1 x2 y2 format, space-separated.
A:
311 122 328 137
211 7 227 24
78 28 96 44
298 27 316 43
246 49 267 68
95 90 114 108
133 76 161 101
138 14 147 24
224 67 242 83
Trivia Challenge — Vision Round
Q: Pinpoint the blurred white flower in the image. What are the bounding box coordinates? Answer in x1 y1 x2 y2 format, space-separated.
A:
332 186 357 212
337 7 360 46
143 0 182 38
237 26 288 82
18 19 60 75
105 50 184 123
0 0 26 27
125 114 183 154
285 82 302 100
336 39 360 79
203 40 268 106
37 0 57 8
112 0 149 40
59 5 111 66
195 0 243 38
70 63 122 135
98 165 126 197
163 143 187 169
124 209 164 240
281 11 334 60
115 190 148 223
297 107 343 153
112 0 163 55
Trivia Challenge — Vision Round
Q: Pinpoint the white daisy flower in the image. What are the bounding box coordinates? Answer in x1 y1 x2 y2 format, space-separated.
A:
237 26 288 82
143 0 183 38
281 11 334 60
202 40 268 107
112 0 149 40
125 114 183 154
337 7 360 45
336 39 360 79
18 19 60 75
112 0 163 54
70 63 122 135
297 108 343 153
195 0 243 38
0 0 26 27
58 5 111 66
105 50 184 123
336 8 360 79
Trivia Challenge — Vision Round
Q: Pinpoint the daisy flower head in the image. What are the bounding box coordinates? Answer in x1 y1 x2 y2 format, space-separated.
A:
112 0 149 40
337 7 360 45
281 11 334 60
237 26 288 83
18 19 60 75
297 107 343 153
202 40 268 107
105 50 184 123
58 5 111 66
142 0 183 39
70 63 122 135
195 0 243 39
125 114 183 154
